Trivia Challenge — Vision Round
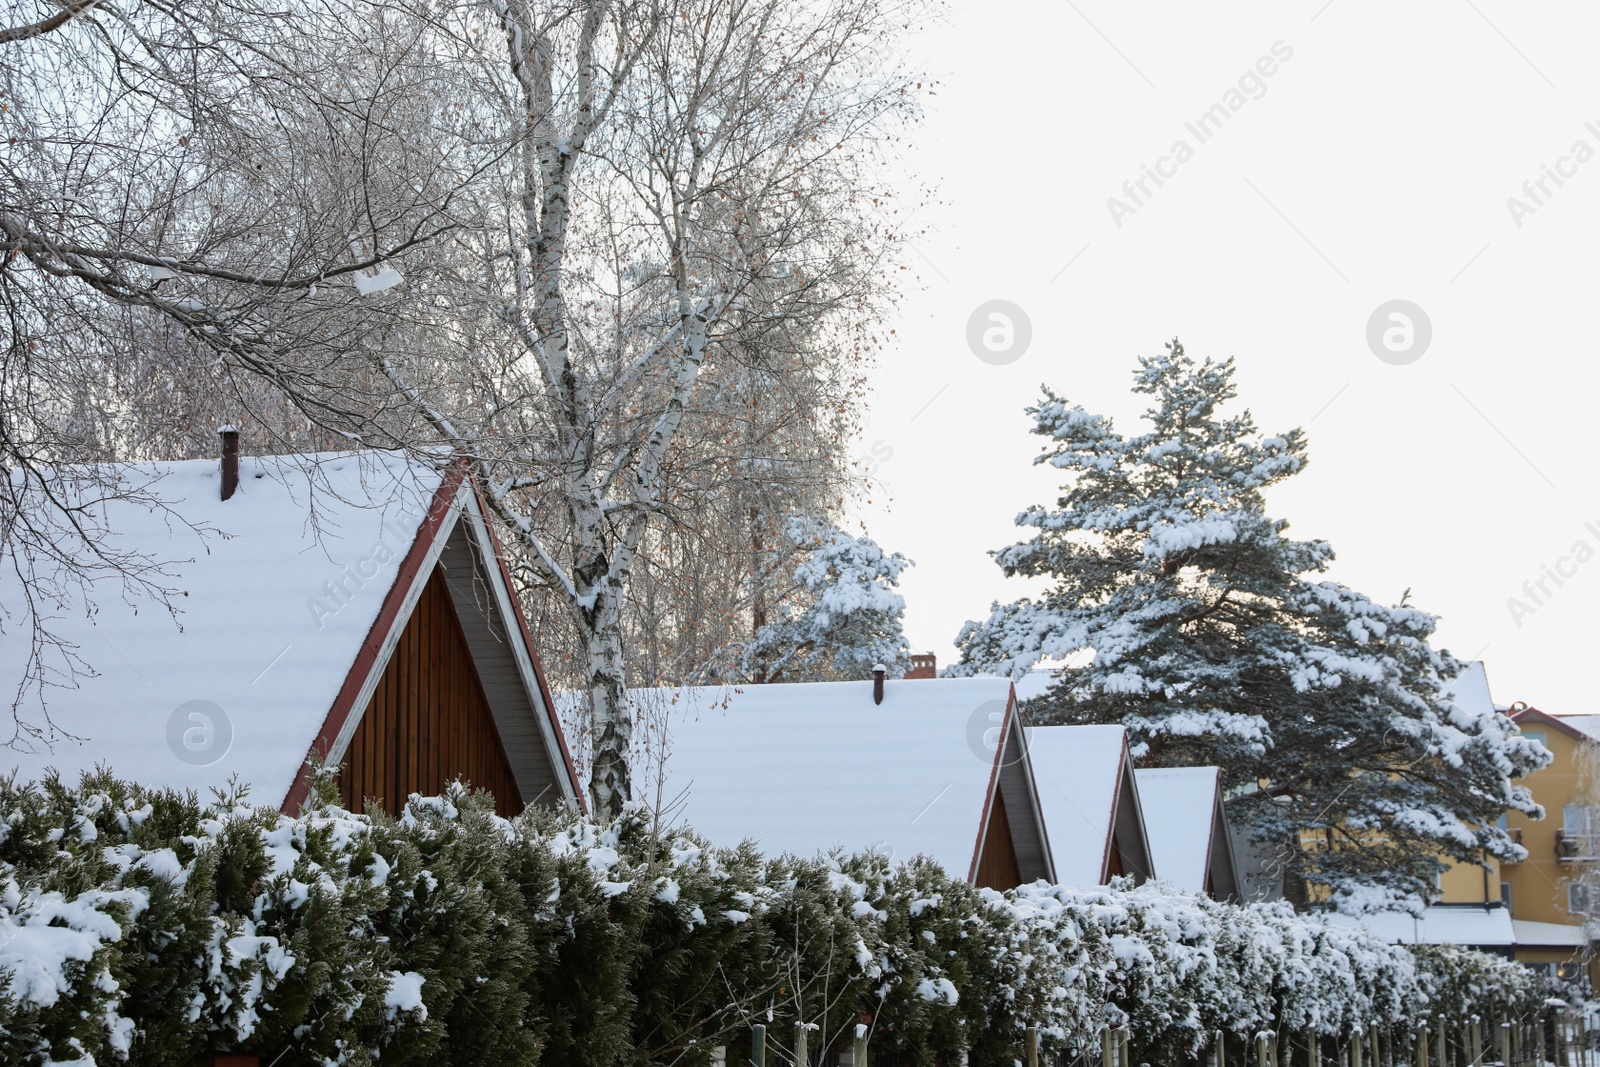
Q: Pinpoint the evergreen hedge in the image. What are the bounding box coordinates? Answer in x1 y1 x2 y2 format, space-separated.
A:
0 773 1553 1066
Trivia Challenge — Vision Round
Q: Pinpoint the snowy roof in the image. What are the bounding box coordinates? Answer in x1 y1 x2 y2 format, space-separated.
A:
1025 724 1149 887
1554 715 1600 742
1445 661 1498 715
1 451 450 806
1134 767 1224 896
628 677 1046 882
1012 669 1059 702
1512 919 1592 948
1334 906 1516 947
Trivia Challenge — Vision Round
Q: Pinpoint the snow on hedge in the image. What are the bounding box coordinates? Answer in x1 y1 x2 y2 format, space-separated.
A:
0 772 1555 1066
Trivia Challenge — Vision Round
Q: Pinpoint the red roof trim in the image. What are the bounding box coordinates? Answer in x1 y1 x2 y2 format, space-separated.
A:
280 459 468 814
1513 706 1591 743
466 475 587 815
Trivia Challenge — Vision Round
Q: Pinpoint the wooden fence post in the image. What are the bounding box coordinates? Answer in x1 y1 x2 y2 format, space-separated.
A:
1026 1026 1039 1067
1469 1017 1481 1067
794 1022 808 1067
1119 1026 1131 1067
1501 1023 1513 1067
1102 1028 1113 1067
752 1024 766 1067
1353 1030 1364 1067
1434 1018 1445 1067
852 1024 868 1067
1416 1023 1428 1067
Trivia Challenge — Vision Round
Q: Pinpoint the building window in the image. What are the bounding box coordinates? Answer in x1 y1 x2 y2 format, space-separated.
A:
1569 882 1594 916
1501 881 1513 909
1565 804 1600 835
1522 729 1547 748
1562 805 1600 860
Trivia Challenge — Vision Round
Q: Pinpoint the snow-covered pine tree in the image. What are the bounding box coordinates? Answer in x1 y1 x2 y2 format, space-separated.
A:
952 340 1548 912
725 517 912 682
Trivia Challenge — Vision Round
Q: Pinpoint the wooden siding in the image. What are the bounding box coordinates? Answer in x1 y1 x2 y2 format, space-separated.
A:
975 791 1023 890
1110 768 1153 884
435 523 566 808
997 713 1053 883
1208 801 1240 902
1107 838 1126 879
340 566 523 817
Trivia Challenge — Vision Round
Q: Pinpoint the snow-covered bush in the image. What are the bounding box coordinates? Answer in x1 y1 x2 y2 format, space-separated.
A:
0 773 1560 1066
1409 944 1547 1027
994 881 1432 1064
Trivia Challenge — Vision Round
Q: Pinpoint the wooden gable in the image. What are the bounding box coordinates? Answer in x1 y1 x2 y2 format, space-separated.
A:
340 566 523 816
323 481 580 819
972 696 1055 890
1108 758 1154 884
975 791 1022 889
1207 790 1242 901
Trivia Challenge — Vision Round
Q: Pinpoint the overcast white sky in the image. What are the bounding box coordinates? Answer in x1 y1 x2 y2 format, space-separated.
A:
854 0 1599 713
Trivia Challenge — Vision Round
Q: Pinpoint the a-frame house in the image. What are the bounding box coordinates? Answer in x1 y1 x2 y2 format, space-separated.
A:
618 676 1054 890
1025 723 1155 887
1135 766 1241 901
0 440 580 817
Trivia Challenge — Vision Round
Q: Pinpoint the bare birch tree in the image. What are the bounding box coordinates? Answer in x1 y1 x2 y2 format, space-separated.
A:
1 0 926 817
382 0 923 816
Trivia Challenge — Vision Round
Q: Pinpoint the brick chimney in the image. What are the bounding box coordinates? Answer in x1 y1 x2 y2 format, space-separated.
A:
906 654 936 680
219 425 239 501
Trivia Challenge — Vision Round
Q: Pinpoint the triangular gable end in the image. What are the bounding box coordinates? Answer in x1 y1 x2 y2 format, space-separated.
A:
283 460 580 815
970 689 1054 889
339 565 523 815
1207 783 1242 902
1107 743 1154 885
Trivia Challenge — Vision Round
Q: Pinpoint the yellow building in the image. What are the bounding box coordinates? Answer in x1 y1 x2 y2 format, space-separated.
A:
1423 664 1597 988
1500 704 1598 987
1341 664 1597 989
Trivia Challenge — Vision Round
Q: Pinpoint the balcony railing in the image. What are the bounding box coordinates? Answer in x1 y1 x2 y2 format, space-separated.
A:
1555 829 1598 861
